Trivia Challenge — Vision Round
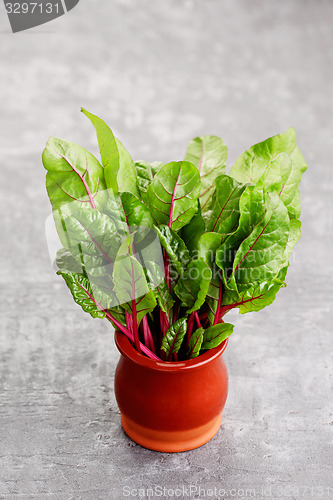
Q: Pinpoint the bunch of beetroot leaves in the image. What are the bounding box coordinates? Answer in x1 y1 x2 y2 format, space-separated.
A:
43 109 307 361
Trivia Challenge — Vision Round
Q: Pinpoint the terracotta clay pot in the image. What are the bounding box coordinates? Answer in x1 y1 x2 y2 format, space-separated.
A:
114 330 229 452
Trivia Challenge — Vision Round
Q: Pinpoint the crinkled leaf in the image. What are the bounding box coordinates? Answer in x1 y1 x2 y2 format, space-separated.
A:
63 208 121 277
201 323 234 350
174 259 212 313
113 254 156 325
161 318 187 358
147 161 201 231
197 232 225 268
135 160 163 203
187 327 204 359
57 271 113 317
56 247 84 274
257 152 304 218
120 192 155 228
229 127 307 186
145 261 174 314
226 191 290 291
154 225 190 276
43 136 107 212
222 265 288 314
216 186 290 291
185 135 227 211
181 203 205 254
207 174 246 234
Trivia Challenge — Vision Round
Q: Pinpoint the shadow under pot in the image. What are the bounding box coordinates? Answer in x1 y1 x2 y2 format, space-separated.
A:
114 330 229 452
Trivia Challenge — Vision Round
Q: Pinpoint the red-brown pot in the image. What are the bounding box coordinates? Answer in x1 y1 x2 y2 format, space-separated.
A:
114 330 229 452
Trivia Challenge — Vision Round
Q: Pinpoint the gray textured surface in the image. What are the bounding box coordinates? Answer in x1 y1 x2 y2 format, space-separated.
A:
0 1 332 499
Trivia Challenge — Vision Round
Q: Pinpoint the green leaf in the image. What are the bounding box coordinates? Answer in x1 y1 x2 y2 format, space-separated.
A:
284 217 301 264
181 204 205 254
145 261 174 314
174 259 212 313
201 323 234 350
120 192 155 228
82 108 140 197
216 186 290 291
81 107 120 193
197 232 225 268
161 318 187 358
257 152 304 218
221 265 288 314
207 175 246 235
57 271 113 318
229 127 307 186
205 274 222 325
187 328 204 359
43 137 107 213
56 247 84 274
154 225 190 276
63 208 121 277
113 253 156 325
147 161 201 231
185 135 227 211
226 191 290 291
135 160 163 203
116 139 140 197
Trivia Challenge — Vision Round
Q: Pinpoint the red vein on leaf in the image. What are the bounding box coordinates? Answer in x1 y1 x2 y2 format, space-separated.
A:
59 154 96 209
168 167 182 227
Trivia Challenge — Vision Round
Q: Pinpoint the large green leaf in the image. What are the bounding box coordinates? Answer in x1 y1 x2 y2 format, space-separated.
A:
134 160 163 203
201 323 234 350
43 136 107 213
221 265 288 314
113 253 156 325
147 161 201 231
185 135 227 211
116 139 140 197
257 152 304 218
187 327 204 359
154 225 190 276
226 191 290 291
120 192 155 228
56 247 84 274
63 208 121 277
229 127 307 186
161 318 187 359
216 186 290 291
174 259 212 313
197 232 225 268
81 108 119 193
181 204 205 255
145 261 174 314
207 175 246 235
57 271 113 317
81 108 139 197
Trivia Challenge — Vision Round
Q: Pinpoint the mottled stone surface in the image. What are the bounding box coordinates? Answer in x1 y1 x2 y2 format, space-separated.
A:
0 1 332 499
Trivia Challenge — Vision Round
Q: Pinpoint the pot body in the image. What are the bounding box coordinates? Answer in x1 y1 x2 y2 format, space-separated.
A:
114 331 228 452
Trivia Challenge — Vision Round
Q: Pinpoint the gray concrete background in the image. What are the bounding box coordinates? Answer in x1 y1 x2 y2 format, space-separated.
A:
0 1 332 499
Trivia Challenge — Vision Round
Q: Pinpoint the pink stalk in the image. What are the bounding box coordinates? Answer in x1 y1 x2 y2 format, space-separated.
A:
106 312 160 360
186 313 195 348
213 280 223 325
131 300 141 353
142 315 156 354
194 311 202 329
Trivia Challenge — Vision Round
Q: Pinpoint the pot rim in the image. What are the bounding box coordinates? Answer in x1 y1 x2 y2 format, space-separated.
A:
114 330 228 372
